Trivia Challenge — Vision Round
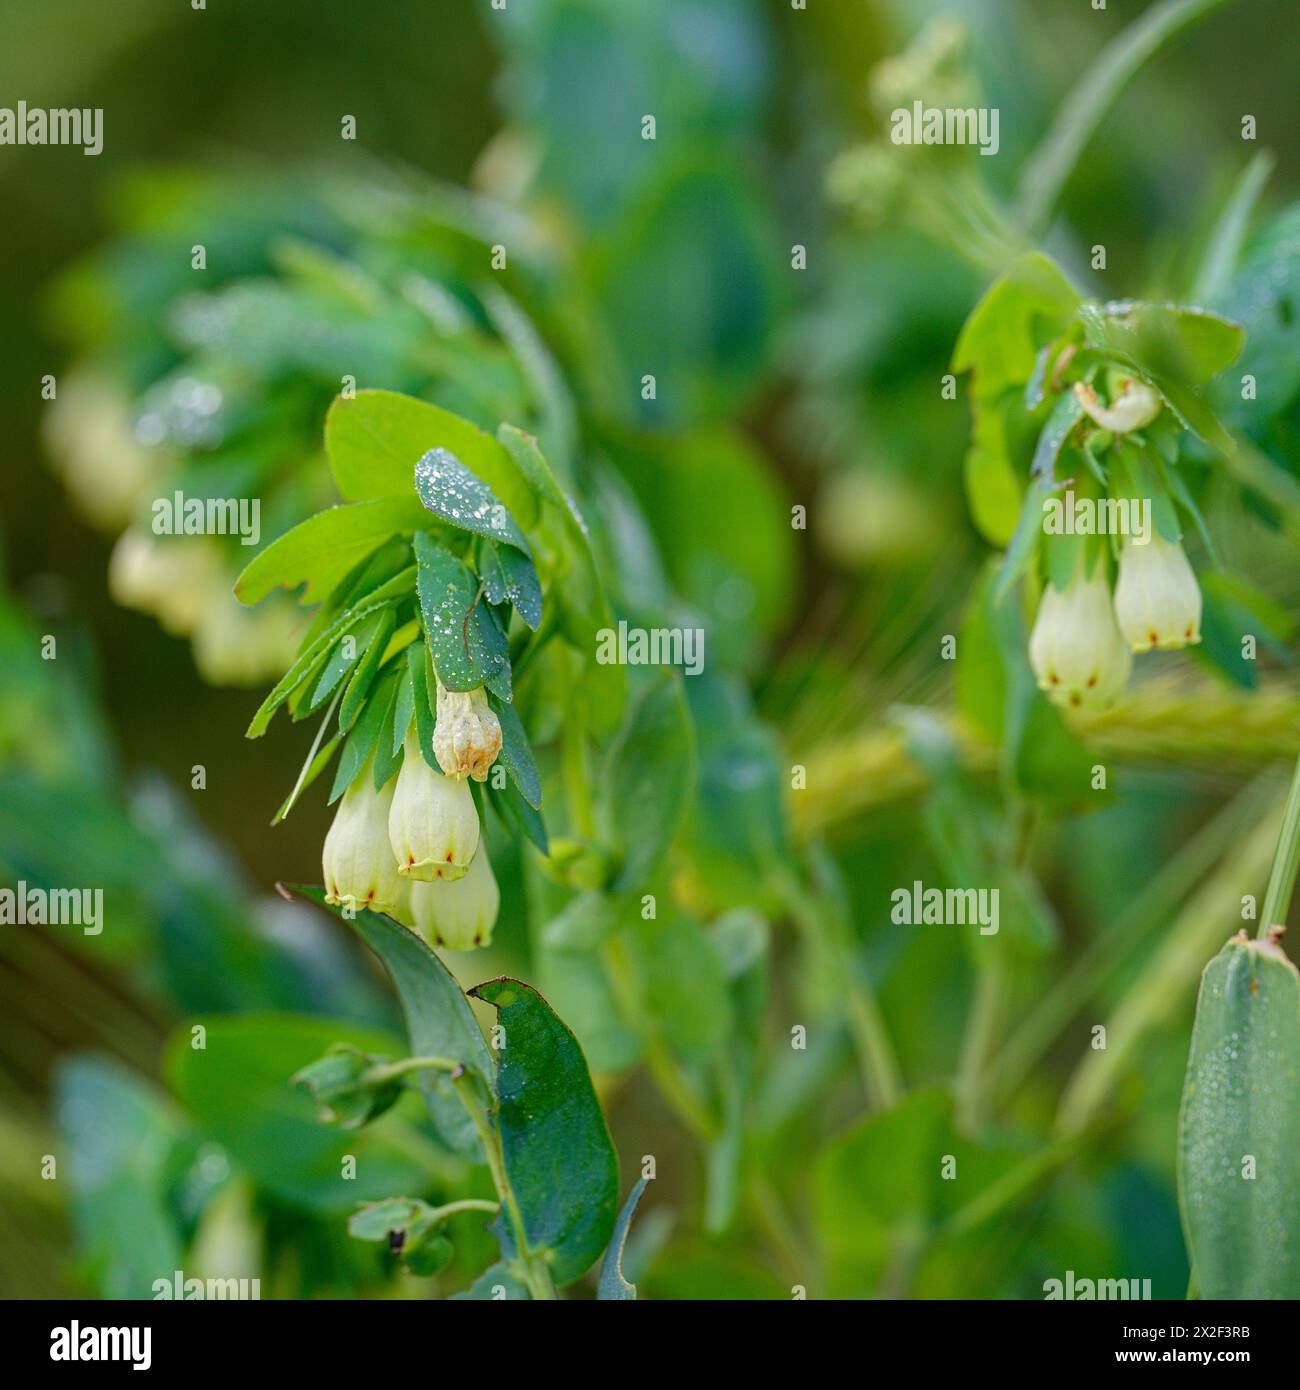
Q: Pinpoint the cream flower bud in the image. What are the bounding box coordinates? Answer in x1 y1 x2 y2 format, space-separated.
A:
388 733 479 881
42 370 165 530
432 679 502 782
409 847 500 951
323 771 410 918
1028 564 1132 711
109 529 225 636
1073 378 1161 434
1113 532 1202 652
192 596 302 687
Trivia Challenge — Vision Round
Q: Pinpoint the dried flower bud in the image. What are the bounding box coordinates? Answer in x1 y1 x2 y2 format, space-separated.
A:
432 679 502 782
1074 378 1161 434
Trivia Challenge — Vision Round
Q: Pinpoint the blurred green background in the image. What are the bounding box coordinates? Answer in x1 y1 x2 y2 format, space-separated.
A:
1 0 1298 1299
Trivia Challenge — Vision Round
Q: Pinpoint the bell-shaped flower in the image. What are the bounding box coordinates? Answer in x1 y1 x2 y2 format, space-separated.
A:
388 733 479 881
1113 532 1202 652
409 846 500 951
1028 563 1132 711
323 769 410 918
432 679 502 782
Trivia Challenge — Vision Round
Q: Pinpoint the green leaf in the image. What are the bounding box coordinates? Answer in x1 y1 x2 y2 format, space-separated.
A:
489 693 541 809
338 606 398 732
329 664 400 803
993 476 1053 604
1178 934 1300 1298
598 1178 650 1300
235 498 429 607
165 1013 429 1212
1030 390 1085 480
293 888 495 1157
55 1057 185 1298
627 906 731 1063
327 390 536 522
415 531 511 699
963 395 1024 547
407 641 438 769
1077 301 1245 389
468 978 620 1286
371 665 406 789
494 779 550 856
246 567 415 738
451 1261 531 1300
348 1197 456 1276
953 253 1081 398
601 672 695 892
414 448 532 556
813 1089 1021 1296
1194 151 1276 304
306 606 391 715
480 540 543 630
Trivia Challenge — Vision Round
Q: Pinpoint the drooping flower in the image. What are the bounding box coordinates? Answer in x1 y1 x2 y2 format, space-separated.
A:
388 733 479 881
409 846 500 951
1113 531 1202 652
192 596 302 687
323 770 410 918
1073 378 1162 434
42 370 166 530
1028 562 1132 711
108 529 226 636
432 679 502 782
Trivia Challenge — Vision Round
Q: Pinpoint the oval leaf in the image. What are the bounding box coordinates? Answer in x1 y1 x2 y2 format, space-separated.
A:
1178 933 1300 1299
468 977 619 1286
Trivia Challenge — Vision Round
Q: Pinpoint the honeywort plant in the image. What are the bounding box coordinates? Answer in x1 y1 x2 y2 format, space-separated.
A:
817 2 1300 1299
22 0 1300 1302
42 167 568 686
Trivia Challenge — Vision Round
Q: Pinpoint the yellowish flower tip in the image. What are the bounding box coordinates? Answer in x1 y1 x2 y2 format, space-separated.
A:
432 679 502 782
388 733 479 882
409 847 500 952
1028 562 1131 713
1114 532 1203 653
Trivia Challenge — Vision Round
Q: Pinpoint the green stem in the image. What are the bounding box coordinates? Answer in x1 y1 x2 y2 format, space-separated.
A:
955 949 1008 1133
452 1073 558 1301
362 1054 463 1087
1259 753 1300 938
774 870 901 1111
426 1198 500 1222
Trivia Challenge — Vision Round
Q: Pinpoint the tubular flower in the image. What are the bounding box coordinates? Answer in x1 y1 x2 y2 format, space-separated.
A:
323 771 411 919
409 846 500 951
1028 564 1132 711
432 679 502 782
1073 378 1161 434
388 733 479 881
1113 532 1202 652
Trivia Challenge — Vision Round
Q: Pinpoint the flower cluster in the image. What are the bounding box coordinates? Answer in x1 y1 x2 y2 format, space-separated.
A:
322 685 502 951
1029 533 1202 713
